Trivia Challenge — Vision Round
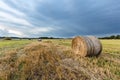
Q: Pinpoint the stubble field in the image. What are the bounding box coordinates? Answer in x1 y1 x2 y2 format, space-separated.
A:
0 39 120 80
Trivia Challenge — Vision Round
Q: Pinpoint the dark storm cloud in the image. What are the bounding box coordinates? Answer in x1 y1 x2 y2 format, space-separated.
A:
0 0 120 37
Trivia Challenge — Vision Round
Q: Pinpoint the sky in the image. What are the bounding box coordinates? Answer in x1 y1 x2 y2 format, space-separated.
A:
0 0 120 38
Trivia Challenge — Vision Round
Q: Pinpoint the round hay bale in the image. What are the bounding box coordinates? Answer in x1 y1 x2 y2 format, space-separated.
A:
72 36 102 57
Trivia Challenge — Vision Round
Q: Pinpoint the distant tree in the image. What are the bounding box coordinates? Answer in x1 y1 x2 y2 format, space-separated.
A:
110 35 116 39
116 35 120 39
39 37 56 39
99 34 120 39
3 37 12 40
28 38 32 40
39 37 49 39
49 37 54 39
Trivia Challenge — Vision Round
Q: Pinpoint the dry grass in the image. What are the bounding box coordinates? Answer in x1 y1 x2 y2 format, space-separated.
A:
0 42 90 80
0 39 120 80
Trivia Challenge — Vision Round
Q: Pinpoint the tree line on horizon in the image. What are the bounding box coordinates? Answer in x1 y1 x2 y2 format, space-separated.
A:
99 35 120 39
0 35 120 40
0 36 62 40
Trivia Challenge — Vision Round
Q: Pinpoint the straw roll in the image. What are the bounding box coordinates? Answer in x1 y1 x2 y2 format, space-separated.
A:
72 36 102 57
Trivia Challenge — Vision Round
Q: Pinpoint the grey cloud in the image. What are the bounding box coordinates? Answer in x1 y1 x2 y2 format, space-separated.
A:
0 0 120 37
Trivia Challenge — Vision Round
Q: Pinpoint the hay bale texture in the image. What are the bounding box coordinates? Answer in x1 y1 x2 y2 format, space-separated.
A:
72 36 102 57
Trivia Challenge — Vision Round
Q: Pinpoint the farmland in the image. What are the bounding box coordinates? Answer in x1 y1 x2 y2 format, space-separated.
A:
0 39 120 80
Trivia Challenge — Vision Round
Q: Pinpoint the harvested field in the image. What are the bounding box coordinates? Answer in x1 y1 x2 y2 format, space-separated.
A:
0 39 120 80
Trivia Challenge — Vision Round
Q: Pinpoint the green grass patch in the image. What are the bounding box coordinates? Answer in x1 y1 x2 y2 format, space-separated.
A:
0 40 32 48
